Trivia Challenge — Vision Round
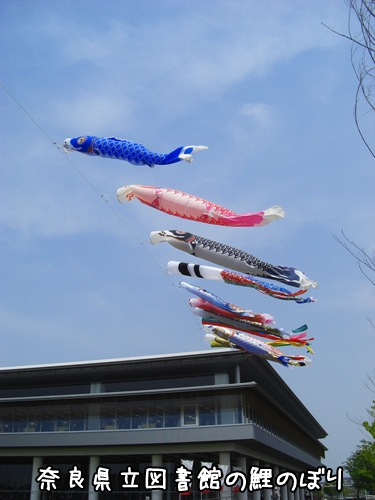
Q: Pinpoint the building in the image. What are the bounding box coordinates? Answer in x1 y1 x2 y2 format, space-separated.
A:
0 349 327 499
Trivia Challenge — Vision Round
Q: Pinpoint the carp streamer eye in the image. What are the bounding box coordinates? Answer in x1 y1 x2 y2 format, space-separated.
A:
77 137 86 145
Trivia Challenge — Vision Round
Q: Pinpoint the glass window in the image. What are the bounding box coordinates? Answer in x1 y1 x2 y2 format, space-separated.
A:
70 403 86 431
13 406 28 432
0 458 33 491
233 393 243 424
198 395 216 426
28 405 41 432
131 399 147 429
0 391 243 435
253 409 259 426
182 404 197 426
56 403 70 432
0 384 90 398
242 394 248 423
87 402 100 431
41 404 55 432
246 406 254 424
148 399 164 428
100 401 116 430
1 406 14 433
116 400 131 429
217 394 234 425
164 397 181 428
103 374 214 393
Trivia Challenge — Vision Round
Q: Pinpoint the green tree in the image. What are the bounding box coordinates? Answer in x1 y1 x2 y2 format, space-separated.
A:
343 440 375 493
344 399 375 495
363 400 375 439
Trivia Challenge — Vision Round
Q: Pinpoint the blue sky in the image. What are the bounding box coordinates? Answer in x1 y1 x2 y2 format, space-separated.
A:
1 0 374 471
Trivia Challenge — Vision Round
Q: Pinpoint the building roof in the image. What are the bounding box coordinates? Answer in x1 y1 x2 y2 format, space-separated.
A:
0 349 327 440
0 348 248 382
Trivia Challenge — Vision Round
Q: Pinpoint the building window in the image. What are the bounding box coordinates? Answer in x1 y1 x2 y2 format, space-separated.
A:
233 394 243 424
27 406 41 432
103 374 215 393
100 401 116 430
148 399 164 428
217 394 234 425
56 403 70 432
199 395 216 426
131 399 148 429
1 406 14 433
0 391 244 434
41 404 55 432
164 398 181 428
14 406 28 433
182 403 198 426
70 403 86 431
116 400 131 429
87 402 100 431
0 458 33 492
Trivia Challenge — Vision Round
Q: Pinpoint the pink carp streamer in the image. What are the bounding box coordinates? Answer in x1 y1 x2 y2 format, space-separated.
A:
117 185 284 227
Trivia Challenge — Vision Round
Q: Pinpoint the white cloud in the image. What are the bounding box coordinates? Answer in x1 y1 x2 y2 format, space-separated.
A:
19 1 347 121
239 103 273 125
53 93 133 133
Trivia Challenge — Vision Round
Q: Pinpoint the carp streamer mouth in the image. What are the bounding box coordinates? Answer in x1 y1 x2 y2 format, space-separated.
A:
62 137 88 153
62 139 76 153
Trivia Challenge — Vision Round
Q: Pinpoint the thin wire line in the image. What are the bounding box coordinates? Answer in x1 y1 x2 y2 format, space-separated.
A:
1 82 199 323
1 83 57 144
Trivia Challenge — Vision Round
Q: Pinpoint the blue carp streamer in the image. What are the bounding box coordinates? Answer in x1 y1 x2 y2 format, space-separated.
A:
62 136 208 167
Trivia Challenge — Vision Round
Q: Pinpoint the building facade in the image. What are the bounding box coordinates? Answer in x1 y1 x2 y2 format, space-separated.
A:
0 349 327 499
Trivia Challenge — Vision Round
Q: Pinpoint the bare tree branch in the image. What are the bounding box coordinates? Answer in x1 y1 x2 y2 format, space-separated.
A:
365 373 375 393
334 230 375 286
347 0 375 157
324 0 375 157
321 21 374 51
